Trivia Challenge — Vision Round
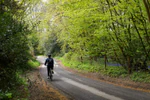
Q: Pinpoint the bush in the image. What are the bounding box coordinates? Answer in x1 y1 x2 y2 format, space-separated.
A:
131 72 150 83
103 67 128 77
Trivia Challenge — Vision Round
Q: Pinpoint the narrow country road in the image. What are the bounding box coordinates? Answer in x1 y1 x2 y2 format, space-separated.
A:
37 56 150 100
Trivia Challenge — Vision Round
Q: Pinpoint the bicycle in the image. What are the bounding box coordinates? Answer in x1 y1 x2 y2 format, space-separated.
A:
49 68 53 81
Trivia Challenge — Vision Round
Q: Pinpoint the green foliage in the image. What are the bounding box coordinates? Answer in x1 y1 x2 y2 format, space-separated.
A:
27 59 40 68
103 67 128 78
0 92 12 100
36 0 150 82
131 71 150 83
0 0 40 100
61 54 103 72
28 32 40 55
60 57 150 83
0 69 29 100
44 0 150 74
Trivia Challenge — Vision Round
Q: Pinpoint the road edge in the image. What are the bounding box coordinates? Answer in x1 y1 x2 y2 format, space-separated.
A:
55 59 150 93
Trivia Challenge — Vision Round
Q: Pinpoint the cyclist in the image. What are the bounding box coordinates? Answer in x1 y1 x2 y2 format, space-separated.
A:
44 54 54 79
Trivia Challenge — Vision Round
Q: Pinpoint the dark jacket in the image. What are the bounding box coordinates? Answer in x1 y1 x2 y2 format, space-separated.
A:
45 57 54 67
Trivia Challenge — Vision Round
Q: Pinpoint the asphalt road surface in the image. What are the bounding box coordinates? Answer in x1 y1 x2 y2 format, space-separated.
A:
37 56 150 100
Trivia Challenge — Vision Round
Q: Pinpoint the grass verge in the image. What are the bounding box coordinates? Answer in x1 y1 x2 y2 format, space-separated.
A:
57 57 150 83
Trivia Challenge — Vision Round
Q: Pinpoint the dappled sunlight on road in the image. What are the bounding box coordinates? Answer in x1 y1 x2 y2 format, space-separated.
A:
41 64 46 68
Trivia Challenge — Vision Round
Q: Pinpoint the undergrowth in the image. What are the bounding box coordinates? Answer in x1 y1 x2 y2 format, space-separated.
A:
57 56 150 83
0 58 40 100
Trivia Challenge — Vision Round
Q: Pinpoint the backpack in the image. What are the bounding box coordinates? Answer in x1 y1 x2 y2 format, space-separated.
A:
48 58 52 64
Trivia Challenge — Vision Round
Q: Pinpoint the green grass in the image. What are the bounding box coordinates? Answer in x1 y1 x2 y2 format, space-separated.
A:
27 59 40 68
102 67 128 77
130 71 150 83
58 57 150 83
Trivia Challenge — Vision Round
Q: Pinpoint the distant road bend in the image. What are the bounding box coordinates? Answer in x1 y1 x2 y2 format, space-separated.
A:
37 56 150 100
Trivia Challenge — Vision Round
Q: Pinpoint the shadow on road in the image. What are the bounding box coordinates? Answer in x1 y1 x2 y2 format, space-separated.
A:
49 78 62 82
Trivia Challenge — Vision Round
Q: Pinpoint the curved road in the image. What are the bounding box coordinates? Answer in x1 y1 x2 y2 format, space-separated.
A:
37 56 150 100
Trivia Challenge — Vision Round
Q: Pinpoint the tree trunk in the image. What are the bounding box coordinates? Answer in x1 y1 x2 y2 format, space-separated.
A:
143 0 150 22
104 54 107 70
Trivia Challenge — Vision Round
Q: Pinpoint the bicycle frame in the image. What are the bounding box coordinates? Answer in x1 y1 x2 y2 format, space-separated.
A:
49 68 53 81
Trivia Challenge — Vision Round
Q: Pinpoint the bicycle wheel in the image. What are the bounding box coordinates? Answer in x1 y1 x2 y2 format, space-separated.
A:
50 74 53 81
49 69 53 81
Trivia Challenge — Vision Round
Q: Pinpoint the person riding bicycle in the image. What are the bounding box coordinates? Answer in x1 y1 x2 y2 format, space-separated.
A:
44 54 54 79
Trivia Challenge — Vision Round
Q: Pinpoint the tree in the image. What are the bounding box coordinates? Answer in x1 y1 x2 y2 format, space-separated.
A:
40 0 150 73
143 0 150 21
0 0 39 92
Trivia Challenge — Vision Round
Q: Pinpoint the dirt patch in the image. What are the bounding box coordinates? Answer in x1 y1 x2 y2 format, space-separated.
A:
26 68 69 100
56 60 150 93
